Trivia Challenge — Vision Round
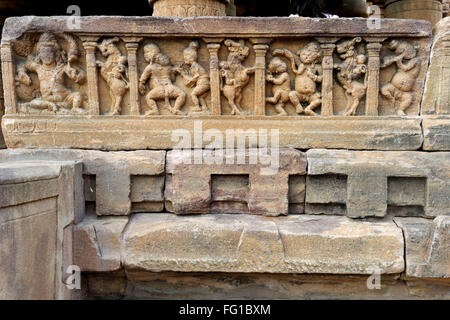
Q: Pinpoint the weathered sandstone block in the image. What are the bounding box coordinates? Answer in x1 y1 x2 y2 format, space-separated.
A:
395 216 449 278
423 116 450 151
122 214 405 274
73 215 129 272
421 17 450 151
150 0 230 17
422 17 450 115
0 17 431 151
0 161 79 299
0 149 166 216
306 150 450 218
166 148 306 216
384 0 443 26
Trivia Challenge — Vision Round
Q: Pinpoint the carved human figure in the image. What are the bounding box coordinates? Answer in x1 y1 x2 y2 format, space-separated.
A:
219 40 255 115
139 43 187 116
273 42 322 116
380 40 421 116
15 33 86 114
174 41 210 113
97 37 129 115
335 37 367 116
266 57 291 116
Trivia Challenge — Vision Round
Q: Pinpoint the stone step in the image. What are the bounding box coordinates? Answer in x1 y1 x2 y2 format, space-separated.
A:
76 213 405 275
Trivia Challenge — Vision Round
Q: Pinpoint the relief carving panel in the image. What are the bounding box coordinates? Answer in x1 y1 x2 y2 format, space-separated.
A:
0 17 433 150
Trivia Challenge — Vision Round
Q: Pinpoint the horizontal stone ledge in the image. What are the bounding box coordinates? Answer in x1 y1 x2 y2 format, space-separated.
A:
422 116 450 151
307 149 450 218
2 116 423 151
0 149 166 218
2 17 431 41
122 214 405 275
395 216 449 279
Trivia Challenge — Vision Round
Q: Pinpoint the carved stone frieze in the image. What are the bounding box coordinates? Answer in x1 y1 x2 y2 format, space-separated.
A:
0 17 433 150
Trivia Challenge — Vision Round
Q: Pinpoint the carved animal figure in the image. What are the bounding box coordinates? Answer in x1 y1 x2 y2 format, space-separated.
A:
335 37 368 116
174 41 210 113
139 43 187 116
273 42 323 116
15 32 86 114
97 37 129 115
380 40 421 116
266 57 291 116
219 40 255 115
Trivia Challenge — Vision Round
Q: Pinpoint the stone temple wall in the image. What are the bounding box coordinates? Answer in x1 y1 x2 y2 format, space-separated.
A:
0 6 449 300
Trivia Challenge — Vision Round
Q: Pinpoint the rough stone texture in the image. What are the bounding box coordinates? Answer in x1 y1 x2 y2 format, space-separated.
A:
306 150 450 218
150 0 229 17
2 117 424 151
385 0 443 26
122 214 405 275
422 17 450 115
421 17 450 151
166 148 306 216
0 161 78 299
423 116 450 150
0 149 166 216
1 17 431 43
87 272 449 300
395 216 449 279
73 215 129 272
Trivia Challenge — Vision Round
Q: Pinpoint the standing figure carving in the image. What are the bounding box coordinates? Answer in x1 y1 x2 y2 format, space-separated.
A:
380 40 421 116
335 37 368 116
15 32 86 114
219 40 255 115
174 41 210 113
273 42 322 116
139 43 187 116
97 37 129 115
266 57 291 116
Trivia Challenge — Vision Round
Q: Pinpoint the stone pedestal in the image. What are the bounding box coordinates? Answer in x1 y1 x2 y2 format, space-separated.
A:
385 0 443 26
150 0 229 17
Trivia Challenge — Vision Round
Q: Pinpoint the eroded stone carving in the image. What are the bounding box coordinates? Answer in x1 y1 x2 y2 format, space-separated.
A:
381 39 421 116
174 41 210 113
265 57 291 116
97 37 129 115
273 42 323 116
139 43 187 115
335 37 367 116
150 0 229 17
219 40 255 115
14 33 87 114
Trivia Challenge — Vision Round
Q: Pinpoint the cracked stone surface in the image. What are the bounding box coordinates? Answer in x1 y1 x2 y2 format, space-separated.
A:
73 215 129 272
395 216 450 279
122 214 405 275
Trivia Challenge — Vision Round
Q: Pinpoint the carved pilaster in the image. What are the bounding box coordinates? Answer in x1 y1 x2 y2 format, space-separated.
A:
205 39 223 115
124 38 143 115
1 41 17 114
317 39 337 116
251 39 271 116
365 40 384 116
81 37 100 115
